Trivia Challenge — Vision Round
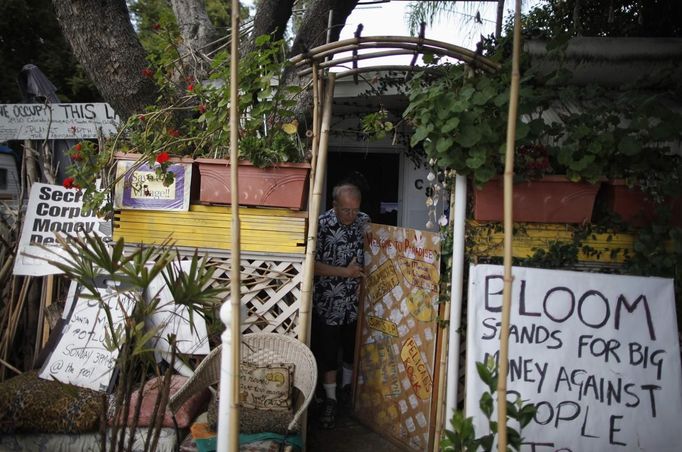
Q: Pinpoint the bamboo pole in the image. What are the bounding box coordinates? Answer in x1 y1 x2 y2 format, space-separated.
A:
299 64 322 345
217 1 241 450
297 74 336 345
497 1 522 451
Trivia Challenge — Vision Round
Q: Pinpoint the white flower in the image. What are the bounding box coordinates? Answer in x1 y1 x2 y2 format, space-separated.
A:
438 214 448 226
427 172 436 182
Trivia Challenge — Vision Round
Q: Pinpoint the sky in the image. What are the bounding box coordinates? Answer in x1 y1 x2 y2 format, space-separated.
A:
243 1 538 67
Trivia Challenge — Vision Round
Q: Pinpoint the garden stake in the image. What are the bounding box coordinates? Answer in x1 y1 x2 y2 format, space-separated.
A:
498 1 522 451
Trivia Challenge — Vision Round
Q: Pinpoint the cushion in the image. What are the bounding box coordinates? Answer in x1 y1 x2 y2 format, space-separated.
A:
0 370 104 434
206 397 298 435
117 375 210 428
239 362 294 411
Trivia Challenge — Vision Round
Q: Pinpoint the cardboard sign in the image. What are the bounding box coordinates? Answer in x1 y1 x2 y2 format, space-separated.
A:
13 183 111 276
354 224 441 451
0 103 119 141
39 281 136 392
113 160 192 211
466 264 682 452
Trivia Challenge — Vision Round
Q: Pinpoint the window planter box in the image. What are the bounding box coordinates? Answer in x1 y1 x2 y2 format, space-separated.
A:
604 179 682 227
472 175 600 224
194 158 311 210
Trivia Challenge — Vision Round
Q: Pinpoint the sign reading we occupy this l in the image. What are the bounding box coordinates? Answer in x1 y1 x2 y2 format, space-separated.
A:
466 264 682 452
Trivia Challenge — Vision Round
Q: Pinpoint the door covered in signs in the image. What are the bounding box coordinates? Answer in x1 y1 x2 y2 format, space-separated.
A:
354 223 441 450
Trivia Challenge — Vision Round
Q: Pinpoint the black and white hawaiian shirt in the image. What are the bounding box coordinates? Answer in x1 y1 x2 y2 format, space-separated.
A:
313 208 370 326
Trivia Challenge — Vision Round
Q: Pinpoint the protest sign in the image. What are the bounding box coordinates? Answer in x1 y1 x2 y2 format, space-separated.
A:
0 103 119 141
39 280 136 392
466 264 682 451
354 224 441 451
13 183 111 276
113 160 192 211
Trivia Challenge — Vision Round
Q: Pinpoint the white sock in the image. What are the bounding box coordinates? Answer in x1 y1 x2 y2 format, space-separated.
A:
323 383 337 400
342 366 353 387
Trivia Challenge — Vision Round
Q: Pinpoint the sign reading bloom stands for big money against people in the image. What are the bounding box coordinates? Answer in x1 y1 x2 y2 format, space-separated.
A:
0 103 119 141
13 183 111 276
466 264 682 452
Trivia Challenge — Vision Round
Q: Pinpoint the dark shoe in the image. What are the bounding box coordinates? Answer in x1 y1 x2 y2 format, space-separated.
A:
320 398 337 429
337 384 352 410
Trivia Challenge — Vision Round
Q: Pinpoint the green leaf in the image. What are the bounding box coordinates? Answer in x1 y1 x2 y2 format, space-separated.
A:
455 126 482 148
618 135 641 156
442 117 461 133
436 137 454 154
480 391 494 418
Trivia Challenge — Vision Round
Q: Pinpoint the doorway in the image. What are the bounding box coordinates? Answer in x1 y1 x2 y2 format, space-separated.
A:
325 150 400 226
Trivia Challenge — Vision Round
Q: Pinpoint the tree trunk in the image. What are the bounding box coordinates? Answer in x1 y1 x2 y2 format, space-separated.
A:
243 0 296 54
290 0 360 56
169 0 221 77
52 0 157 120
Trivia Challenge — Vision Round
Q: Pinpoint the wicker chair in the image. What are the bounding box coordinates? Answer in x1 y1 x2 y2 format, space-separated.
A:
168 332 317 434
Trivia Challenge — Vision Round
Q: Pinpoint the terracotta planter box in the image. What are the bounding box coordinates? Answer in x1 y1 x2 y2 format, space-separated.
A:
473 175 600 223
195 158 311 210
605 180 682 227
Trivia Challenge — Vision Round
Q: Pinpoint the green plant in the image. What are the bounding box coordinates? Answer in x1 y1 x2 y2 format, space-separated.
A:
65 32 308 215
40 233 224 451
404 44 682 190
441 358 536 452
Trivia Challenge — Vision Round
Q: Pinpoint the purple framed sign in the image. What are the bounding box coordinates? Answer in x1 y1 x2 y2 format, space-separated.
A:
114 160 192 211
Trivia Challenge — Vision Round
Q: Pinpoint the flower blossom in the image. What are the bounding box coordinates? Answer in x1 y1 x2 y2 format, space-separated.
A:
63 177 78 189
197 104 207 114
142 67 154 78
167 128 180 138
156 152 170 164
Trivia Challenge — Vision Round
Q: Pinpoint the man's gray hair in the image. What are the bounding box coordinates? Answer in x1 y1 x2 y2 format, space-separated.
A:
332 183 361 202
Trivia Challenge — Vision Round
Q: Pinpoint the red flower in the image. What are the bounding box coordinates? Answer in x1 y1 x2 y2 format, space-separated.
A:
187 83 194 92
152 23 161 31
167 128 180 138
142 67 154 78
71 153 83 161
156 152 170 164
63 177 76 189
138 114 146 122
198 103 207 114
74 143 82 152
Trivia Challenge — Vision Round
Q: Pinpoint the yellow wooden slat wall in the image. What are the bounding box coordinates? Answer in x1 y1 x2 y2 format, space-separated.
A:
468 221 635 263
114 205 307 254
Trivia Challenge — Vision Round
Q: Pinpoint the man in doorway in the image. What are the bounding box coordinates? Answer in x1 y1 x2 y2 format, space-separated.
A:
313 183 370 429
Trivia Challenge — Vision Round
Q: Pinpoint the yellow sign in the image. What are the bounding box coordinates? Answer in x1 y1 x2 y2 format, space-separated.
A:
406 289 435 322
397 257 439 291
361 340 401 399
366 260 400 303
367 315 399 337
400 337 433 400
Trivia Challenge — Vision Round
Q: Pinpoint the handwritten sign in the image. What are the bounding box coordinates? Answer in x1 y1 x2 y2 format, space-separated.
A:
39 281 136 392
13 183 111 276
355 224 441 451
0 103 119 141
466 265 682 451
113 160 192 211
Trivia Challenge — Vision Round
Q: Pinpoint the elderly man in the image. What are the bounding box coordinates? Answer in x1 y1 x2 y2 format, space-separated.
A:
312 183 370 429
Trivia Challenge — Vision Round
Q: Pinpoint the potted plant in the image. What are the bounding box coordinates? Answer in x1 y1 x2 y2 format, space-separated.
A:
65 33 311 215
403 56 601 224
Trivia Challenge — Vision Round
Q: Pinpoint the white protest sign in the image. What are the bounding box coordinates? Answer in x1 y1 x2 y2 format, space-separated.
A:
466 264 682 452
0 103 119 141
39 281 136 392
145 260 210 356
13 183 111 276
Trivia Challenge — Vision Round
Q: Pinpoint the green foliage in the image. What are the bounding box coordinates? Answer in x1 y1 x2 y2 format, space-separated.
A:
0 0 100 103
39 233 223 451
404 48 682 193
441 359 537 452
66 33 308 215
360 108 394 141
